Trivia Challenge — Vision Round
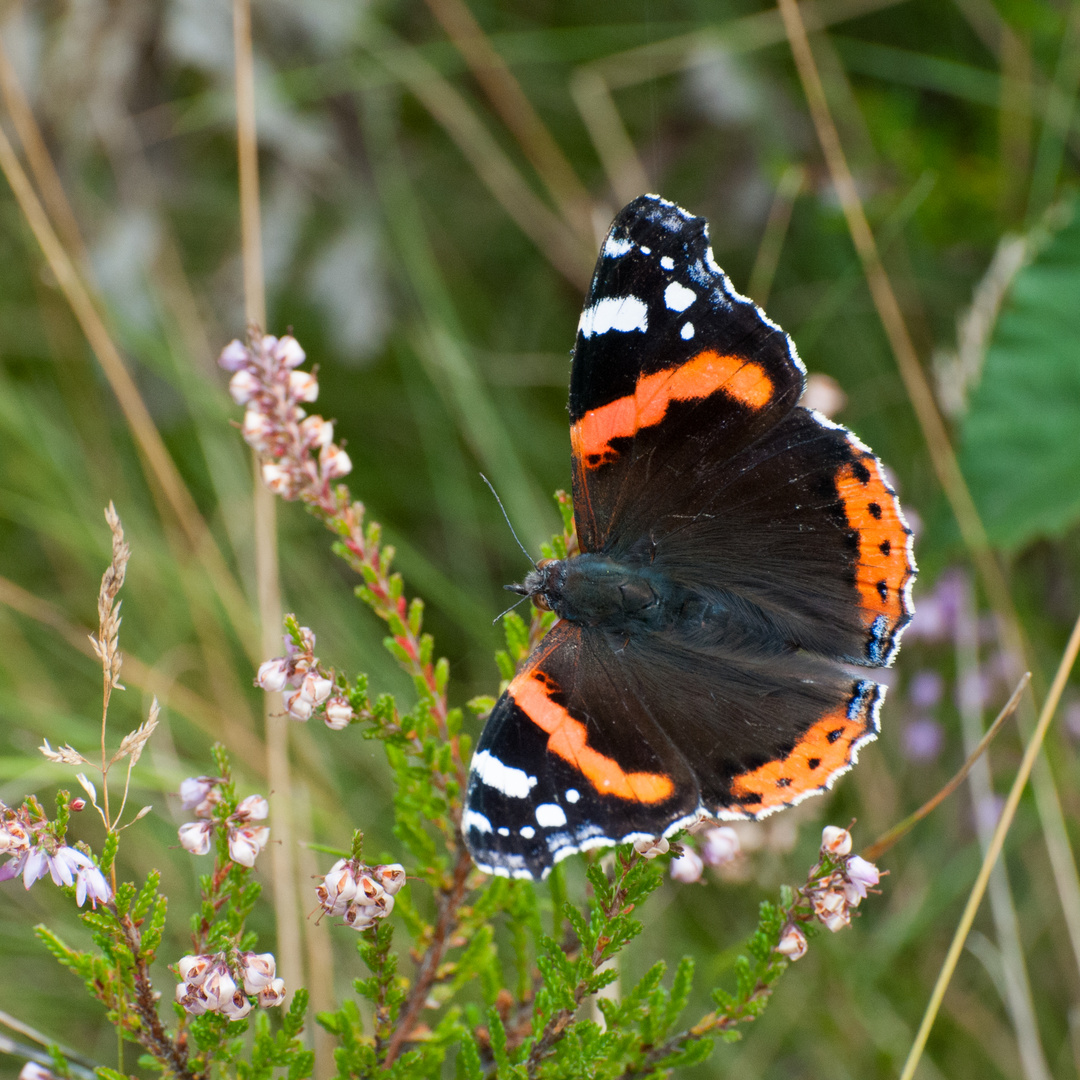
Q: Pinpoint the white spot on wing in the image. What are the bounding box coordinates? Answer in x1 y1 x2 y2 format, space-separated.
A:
640 245 651 254
660 256 675 270
603 235 633 258
462 809 492 834
578 296 649 338
471 749 537 798
680 322 695 340
535 803 568 828
565 789 580 803
664 281 696 312
520 825 536 839
498 827 510 836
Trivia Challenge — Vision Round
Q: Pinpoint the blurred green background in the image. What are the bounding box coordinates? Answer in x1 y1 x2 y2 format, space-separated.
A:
0 0 1079 1075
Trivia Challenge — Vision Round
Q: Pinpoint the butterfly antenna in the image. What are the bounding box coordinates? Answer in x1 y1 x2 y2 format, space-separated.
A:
492 591 532 625
479 473 535 568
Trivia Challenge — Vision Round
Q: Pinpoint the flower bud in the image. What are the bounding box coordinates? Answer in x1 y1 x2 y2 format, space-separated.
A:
219 339 250 371
321 445 352 479
324 696 354 730
632 836 670 859
260 977 286 1006
242 409 274 452
179 776 218 811
239 951 276 994
236 794 269 822
373 864 407 895
289 370 319 403
177 953 214 985
229 368 261 405
776 925 808 960
699 826 740 868
300 415 334 449
220 988 253 1020
228 825 270 867
70 798 86 812
275 335 306 368
285 690 314 721
821 826 852 857
670 848 704 883
255 658 291 693
179 820 213 856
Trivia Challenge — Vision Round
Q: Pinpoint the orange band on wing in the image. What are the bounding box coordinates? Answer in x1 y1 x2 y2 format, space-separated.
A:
511 671 674 803
834 457 913 630
571 350 774 468
729 694 875 812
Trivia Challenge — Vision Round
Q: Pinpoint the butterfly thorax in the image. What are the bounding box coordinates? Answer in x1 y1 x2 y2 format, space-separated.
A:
520 553 691 634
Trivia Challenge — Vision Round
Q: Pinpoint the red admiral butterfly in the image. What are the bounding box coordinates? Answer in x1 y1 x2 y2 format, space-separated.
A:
465 195 915 880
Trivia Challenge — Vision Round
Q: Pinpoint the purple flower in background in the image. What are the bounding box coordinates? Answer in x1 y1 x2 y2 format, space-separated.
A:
902 718 945 762
907 670 943 710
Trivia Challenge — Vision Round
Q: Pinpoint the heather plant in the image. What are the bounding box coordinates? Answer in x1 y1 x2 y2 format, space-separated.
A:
0 331 888 1078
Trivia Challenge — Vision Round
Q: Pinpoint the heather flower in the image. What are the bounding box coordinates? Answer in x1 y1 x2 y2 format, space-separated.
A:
275 335 306 367
670 847 704 883
813 885 850 932
220 988 254 1020
235 794 269 822
285 690 315 722
318 859 359 916
20 1063 57 1080
902 718 944 762
324 696 354 730
21 848 49 889
179 820 213 856
699 826 740 868
201 963 237 1009
0 820 30 855
844 856 880 903
228 825 270 868
372 863 406 895
821 826 852 857
907 670 944 710
321 445 352 478
256 658 291 693
776 924 808 960
228 368 260 404
75 863 112 908
218 339 250 371
177 953 214 985
633 836 670 859
179 776 219 812
239 951 276 994
260 977 287 1007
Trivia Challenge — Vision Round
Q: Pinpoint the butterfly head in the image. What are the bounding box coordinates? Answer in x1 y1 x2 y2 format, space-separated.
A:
505 558 563 612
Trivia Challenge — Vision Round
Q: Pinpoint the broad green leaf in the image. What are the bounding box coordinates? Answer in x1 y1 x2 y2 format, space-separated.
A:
960 200 1080 550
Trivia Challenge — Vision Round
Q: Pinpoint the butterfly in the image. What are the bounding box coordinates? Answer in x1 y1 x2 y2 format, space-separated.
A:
464 194 916 880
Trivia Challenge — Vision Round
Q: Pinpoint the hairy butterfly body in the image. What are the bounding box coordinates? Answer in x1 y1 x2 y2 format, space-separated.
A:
465 195 915 880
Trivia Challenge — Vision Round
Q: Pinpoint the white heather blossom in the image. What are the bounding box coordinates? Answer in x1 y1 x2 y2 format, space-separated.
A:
179 820 214 856
0 821 30 855
228 825 270 867
813 887 850 932
179 776 218 811
285 690 315 721
318 859 359 916
260 977 287 1007
324 696 354 730
261 462 294 496
301 415 334 448
236 794 269 821
821 826 852 857
289 370 319 402
255 658 291 693
218 339 250 371
276 335 306 368
228 369 260 404
201 964 237 1009
301 673 333 706
699 826 740 868
239 951 276 994
177 954 214 985
777 925 808 960
75 863 112 908
670 848 704 883
176 982 211 1016
47 846 91 887
242 409 274 451
844 856 881 902
633 836 670 859
220 989 253 1021
320 445 352 479
373 864 406 895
